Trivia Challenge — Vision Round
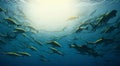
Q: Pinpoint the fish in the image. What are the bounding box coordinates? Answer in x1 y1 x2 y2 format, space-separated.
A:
28 46 38 51
40 58 49 62
97 10 117 25
69 44 93 53
4 18 18 25
71 44 88 55
0 33 7 37
18 52 31 56
31 38 43 46
87 38 104 44
101 26 117 33
47 41 62 47
39 55 49 62
0 6 6 12
87 37 114 46
40 55 46 58
89 22 98 31
69 44 102 57
66 16 78 21
22 33 29 38
49 47 64 56
79 21 90 27
89 9 97 16
34 40 43 46
75 26 88 33
14 28 26 33
69 44 76 48
26 25 38 31
22 33 35 44
90 10 117 31
4 52 22 56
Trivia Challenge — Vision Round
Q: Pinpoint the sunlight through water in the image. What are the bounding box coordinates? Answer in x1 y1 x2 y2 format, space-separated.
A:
23 0 78 31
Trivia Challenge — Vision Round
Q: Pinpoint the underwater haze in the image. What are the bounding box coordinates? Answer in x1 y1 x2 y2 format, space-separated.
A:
0 0 120 66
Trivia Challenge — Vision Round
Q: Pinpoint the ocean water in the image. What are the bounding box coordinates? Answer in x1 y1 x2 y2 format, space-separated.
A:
0 0 120 66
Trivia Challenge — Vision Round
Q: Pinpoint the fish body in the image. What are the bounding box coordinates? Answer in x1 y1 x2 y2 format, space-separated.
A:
0 7 6 12
103 26 117 33
66 16 78 21
4 18 18 25
29 46 38 51
32 38 42 46
50 47 64 56
18 52 31 56
87 38 104 44
5 52 22 56
69 44 102 57
47 41 61 47
75 26 88 33
14 28 26 33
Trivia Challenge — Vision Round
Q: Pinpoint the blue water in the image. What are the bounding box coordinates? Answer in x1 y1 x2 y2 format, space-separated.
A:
0 0 120 66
